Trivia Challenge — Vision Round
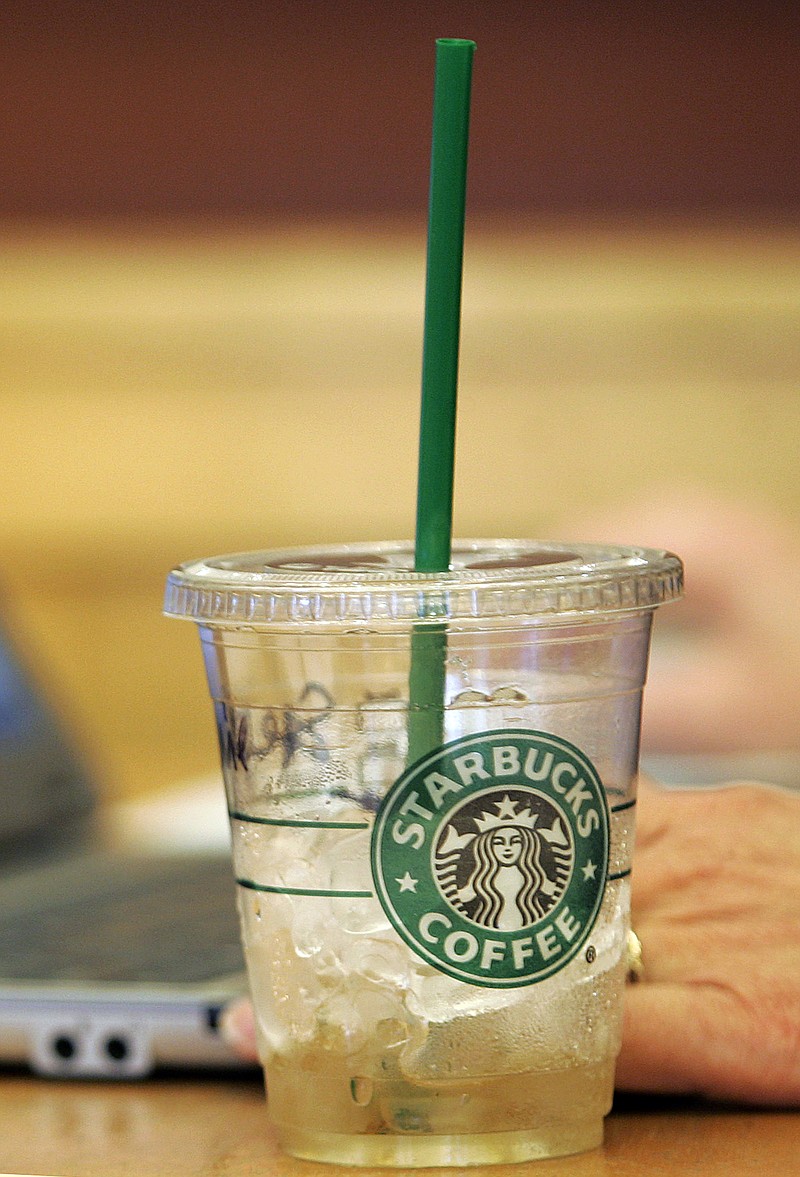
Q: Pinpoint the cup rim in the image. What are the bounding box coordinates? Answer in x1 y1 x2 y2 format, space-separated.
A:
164 538 683 629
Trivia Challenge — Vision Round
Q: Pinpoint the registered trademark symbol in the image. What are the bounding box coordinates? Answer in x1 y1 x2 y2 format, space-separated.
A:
585 945 596 964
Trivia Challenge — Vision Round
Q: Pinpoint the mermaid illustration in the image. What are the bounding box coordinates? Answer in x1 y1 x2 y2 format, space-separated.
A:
434 791 572 931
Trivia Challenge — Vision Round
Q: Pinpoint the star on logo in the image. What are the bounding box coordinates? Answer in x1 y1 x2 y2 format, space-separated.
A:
581 859 598 881
495 794 521 821
474 793 538 832
396 872 418 893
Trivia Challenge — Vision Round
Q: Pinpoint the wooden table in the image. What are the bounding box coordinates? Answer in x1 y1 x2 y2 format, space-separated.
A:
0 1071 796 1176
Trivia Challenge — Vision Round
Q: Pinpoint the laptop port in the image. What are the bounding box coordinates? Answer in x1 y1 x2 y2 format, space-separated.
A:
206 1005 223 1032
104 1035 129 1061
52 1034 77 1060
33 1021 151 1076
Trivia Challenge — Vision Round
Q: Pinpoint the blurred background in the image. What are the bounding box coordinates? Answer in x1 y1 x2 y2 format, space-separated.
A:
2 1 799 805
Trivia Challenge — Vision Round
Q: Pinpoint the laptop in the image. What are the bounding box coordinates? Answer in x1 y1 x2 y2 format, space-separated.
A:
0 610 253 1078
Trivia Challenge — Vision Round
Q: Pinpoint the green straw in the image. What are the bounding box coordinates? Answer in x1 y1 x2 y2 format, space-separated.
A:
408 38 475 766
415 38 475 572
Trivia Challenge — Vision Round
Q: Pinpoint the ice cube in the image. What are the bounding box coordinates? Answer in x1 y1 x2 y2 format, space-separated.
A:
401 943 625 1082
339 938 411 991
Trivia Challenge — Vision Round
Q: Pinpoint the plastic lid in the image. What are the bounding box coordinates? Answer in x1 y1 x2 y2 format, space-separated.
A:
164 539 682 630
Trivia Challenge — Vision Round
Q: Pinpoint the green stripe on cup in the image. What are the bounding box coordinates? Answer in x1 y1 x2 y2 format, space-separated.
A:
236 877 374 899
229 809 369 830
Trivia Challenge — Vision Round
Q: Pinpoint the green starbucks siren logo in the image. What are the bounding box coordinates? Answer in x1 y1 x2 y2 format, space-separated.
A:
371 729 610 987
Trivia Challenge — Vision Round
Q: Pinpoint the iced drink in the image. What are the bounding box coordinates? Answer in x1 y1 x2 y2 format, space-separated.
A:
164 539 681 1166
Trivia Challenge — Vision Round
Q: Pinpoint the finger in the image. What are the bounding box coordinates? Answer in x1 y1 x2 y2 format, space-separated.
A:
617 981 800 1106
631 775 690 850
631 779 779 917
633 777 800 867
220 996 259 1062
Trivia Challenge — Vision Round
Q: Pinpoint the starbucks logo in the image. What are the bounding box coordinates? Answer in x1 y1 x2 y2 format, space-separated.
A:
434 788 573 931
371 730 609 987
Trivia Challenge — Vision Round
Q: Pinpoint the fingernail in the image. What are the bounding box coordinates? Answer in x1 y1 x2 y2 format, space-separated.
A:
219 997 258 1059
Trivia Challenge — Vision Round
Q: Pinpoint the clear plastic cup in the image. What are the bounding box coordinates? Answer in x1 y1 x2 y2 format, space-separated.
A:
164 539 682 1166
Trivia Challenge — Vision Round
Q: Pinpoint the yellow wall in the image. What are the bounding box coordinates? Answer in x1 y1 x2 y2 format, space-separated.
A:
3 220 799 800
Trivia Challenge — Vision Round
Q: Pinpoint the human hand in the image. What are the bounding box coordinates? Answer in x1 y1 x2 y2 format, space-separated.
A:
563 494 800 754
222 776 800 1107
617 776 800 1104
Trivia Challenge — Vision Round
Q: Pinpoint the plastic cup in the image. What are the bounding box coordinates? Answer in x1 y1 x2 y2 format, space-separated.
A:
164 539 682 1167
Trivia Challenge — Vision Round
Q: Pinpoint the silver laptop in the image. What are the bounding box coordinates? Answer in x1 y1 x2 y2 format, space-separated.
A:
0 613 252 1077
